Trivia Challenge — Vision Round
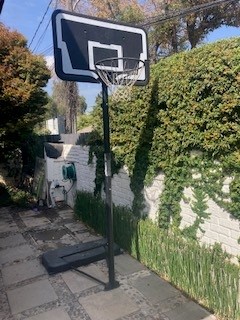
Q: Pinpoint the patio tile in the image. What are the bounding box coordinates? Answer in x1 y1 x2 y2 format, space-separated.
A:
0 244 34 265
74 232 101 243
58 210 74 219
7 279 58 314
20 216 50 228
131 273 179 304
164 301 211 320
62 264 108 293
114 254 146 275
79 287 139 320
0 220 18 233
65 222 88 232
0 233 26 249
2 259 46 286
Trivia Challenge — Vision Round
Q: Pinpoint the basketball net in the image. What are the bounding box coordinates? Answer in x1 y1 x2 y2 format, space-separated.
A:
95 57 145 102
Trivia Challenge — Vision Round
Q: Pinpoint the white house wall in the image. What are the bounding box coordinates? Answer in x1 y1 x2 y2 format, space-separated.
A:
179 187 240 257
111 167 134 208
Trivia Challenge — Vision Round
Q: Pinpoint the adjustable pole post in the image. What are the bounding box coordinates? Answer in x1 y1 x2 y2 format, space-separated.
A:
102 82 119 290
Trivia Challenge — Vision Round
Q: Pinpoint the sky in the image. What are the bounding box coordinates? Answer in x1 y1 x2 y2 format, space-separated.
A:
1 0 240 111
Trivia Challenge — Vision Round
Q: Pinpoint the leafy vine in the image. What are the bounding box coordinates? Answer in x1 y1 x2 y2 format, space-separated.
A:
88 38 240 233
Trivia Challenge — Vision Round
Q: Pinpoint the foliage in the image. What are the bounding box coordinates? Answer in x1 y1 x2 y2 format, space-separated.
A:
66 0 145 22
87 131 105 196
43 95 58 120
0 23 50 151
0 183 33 208
78 95 87 115
87 129 121 196
74 191 240 320
0 183 11 206
90 38 240 225
77 113 94 130
145 0 240 58
21 133 45 175
182 186 209 239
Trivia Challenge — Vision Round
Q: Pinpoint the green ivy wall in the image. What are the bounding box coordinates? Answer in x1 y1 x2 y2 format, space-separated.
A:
88 38 240 259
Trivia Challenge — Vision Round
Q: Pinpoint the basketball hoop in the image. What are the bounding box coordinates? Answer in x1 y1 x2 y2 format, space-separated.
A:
95 57 145 102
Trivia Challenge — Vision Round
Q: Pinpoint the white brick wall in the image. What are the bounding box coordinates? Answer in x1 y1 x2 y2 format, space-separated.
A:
143 172 165 220
111 168 134 208
179 189 240 257
45 144 240 258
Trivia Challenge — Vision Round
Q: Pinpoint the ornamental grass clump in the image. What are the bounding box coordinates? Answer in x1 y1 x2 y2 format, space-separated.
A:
74 191 240 320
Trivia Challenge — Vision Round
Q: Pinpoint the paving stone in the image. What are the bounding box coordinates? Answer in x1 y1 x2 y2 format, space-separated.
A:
58 210 74 219
20 215 50 228
0 207 12 215
62 264 108 293
74 232 101 243
79 287 139 320
114 254 146 275
65 222 88 232
30 229 77 250
0 244 34 265
2 259 46 286
164 301 211 320
19 210 36 217
7 279 58 314
0 233 26 249
131 273 179 304
0 213 12 221
24 307 71 320
0 220 18 233
35 233 77 250
155 293 188 313
37 241 71 252
30 229 69 241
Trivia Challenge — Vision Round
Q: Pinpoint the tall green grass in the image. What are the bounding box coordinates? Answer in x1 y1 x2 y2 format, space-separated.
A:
74 191 240 320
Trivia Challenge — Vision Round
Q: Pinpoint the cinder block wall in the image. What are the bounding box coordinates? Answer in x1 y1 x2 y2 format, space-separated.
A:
45 144 240 258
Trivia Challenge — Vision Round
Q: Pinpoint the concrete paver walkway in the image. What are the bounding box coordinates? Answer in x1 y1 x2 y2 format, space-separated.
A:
0 205 217 320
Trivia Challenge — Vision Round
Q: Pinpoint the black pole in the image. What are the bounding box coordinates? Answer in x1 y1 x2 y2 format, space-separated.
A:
102 82 119 290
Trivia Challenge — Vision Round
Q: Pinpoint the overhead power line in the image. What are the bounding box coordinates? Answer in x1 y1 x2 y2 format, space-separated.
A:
140 0 236 27
29 0 53 49
38 44 54 56
32 17 52 52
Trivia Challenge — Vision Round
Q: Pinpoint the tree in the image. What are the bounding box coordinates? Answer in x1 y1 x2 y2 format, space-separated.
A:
184 0 240 48
0 23 50 151
43 95 58 119
52 80 79 133
78 95 87 115
144 0 240 59
53 0 90 133
51 80 87 132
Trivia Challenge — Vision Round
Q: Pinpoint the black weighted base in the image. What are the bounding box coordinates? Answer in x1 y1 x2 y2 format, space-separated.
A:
42 239 122 274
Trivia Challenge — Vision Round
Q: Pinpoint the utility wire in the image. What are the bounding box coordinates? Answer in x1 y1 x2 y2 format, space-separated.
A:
32 17 52 52
29 0 53 49
139 0 236 27
31 0 60 53
39 45 54 56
